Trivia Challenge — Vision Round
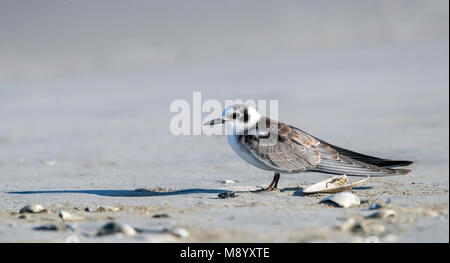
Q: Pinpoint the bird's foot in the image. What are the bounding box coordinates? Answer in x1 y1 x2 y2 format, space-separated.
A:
252 187 280 193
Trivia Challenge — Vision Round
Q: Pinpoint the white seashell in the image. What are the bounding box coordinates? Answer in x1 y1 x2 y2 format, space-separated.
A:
97 222 137 236
222 179 237 184
59 211 84 221
19 204 49 214
164 227 189 238
303 175 369 194
366 209 396 219
320 192 361 208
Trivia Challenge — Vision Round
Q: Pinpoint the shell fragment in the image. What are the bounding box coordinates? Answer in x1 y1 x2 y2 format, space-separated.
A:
303 175 369 194
320 192 361 208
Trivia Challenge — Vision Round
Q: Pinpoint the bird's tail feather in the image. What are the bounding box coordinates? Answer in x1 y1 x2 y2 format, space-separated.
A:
324 143 413 168
314 155 412 177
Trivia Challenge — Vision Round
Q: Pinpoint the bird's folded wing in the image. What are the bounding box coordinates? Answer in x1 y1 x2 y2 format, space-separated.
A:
241 118 410 176
241 119 321 172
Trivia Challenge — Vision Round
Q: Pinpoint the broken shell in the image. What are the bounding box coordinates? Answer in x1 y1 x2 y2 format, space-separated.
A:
304 175 368 194
222 180 237 184
97 222 137 236
366 209 396 219
320 192 361 208
19 204 49 214
96 206 120 212
164 227 189 238
59 211 84 221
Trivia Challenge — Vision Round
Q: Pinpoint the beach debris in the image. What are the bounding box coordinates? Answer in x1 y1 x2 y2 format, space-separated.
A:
84 207 91 212
366 209 396 219
96 222 137 236
152 213 170 218
19 204 49 214
33 224 74 232
39 160 57 166
351 222 385 235
96 206 120 212
369 203 382 210
59 211 84 221
218 191 236 199
337 217 357 231
222 179 237 185
337 218 386 235
303 175 368 194
424 210 439 218
320 192 361 208
164 227 189 238
18 214 28 219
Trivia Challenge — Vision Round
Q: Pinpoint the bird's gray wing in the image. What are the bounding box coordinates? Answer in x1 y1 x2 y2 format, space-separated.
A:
242 118 411 176
240 118 321 172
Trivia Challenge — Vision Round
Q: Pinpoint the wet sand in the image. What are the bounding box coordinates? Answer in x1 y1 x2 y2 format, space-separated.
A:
0 40 448 242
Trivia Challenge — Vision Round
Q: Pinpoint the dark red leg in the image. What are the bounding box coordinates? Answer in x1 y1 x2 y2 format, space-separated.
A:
254 172 280 192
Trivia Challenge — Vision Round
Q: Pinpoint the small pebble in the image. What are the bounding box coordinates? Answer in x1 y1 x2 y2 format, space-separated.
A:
369 203 383 210
19 204 49 214
18 214 28 219
218 191 236 199
33 224 74 232
337 218 356 231
164 227 189 238
152 213 170 218
366 209 396 219
84 207 91 212
97 222 137 236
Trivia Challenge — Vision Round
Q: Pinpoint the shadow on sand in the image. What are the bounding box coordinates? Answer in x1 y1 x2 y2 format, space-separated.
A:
7 186 372 197
7 188 228 197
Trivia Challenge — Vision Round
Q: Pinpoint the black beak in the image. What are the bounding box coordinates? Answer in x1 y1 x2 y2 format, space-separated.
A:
203 118 226 126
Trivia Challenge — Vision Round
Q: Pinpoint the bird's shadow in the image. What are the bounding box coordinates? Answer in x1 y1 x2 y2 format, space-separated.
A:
7 186 372 198
7 188 228 197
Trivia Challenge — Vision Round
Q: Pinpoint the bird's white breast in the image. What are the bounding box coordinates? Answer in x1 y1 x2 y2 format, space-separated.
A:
227 134 273 171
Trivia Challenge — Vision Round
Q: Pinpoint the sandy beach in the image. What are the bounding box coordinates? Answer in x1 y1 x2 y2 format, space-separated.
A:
0 1 448 243
0 39 448 242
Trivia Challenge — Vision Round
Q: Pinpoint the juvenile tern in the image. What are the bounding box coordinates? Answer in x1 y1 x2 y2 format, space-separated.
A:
205 104 413 191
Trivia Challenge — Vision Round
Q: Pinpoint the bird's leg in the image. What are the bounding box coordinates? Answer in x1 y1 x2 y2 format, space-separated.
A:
254 172 280 192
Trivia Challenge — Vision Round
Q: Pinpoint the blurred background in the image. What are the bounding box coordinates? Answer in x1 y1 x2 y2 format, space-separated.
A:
0 0 448 176
0 0 448 82
0 0 448 243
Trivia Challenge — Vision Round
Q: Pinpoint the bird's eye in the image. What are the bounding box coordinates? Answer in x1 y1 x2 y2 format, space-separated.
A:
232 113 238 119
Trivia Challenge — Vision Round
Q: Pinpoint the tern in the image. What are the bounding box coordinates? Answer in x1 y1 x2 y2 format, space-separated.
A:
205 104 413 191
